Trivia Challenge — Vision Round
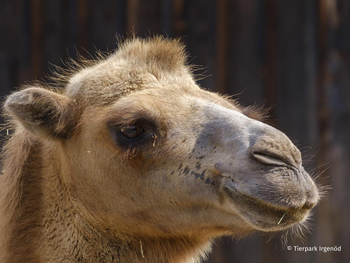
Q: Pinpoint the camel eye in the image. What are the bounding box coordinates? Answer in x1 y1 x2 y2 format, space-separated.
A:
109 118 162 151
120 125 144 139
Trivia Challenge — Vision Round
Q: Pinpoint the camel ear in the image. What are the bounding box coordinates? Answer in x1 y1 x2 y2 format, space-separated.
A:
4 87 76 139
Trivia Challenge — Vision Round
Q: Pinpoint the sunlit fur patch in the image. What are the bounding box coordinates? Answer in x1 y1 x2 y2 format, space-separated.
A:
242 104 269 122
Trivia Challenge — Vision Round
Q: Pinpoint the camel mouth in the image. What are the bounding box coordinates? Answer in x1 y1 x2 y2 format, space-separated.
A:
223 183 311 231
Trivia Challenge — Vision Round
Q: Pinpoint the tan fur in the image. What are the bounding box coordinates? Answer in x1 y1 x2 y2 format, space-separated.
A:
0 36 320 262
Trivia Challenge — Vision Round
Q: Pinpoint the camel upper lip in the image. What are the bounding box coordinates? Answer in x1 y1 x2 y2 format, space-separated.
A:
223 181 311 228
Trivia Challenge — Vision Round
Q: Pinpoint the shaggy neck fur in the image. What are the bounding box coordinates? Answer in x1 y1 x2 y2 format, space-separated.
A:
0 131 211 263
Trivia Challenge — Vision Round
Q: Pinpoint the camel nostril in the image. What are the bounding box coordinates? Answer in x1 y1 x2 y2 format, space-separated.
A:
251 150 290 167
250 131 302 168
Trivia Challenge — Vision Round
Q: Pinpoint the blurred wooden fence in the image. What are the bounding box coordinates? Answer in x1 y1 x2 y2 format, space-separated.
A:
0 0 349 263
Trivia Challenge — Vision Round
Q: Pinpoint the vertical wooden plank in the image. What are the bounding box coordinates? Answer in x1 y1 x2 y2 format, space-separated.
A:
78 0 89 50
276 0 306 142
276 0 318 149
336 2 350 262
215 0 228 94
0 0 22 92
0 5 10 92
136 0 162 35
42 1 65 71
316 0 330 163
172 0 186 37
126 0 172 37
264 0 278 120
19 0 33 83
59 0 71 58
304 0 319 152
88 0 120 51
66 0 79 58
115 0 127 37
31 0 44 78
181 0 216 90
126 0 139 34
161 0 173 36
314 1 350 263
227 0 264 105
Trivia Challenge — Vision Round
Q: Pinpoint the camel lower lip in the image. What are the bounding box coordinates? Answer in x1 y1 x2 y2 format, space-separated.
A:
223 185 308 229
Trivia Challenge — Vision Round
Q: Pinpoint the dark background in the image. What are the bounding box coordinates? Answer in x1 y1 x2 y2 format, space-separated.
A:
1 1 349 262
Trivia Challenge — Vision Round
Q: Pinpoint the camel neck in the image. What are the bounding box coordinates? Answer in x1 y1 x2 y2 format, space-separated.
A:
0 133 44 263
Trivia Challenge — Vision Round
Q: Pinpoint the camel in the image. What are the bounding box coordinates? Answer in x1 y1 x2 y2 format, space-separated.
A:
0 36 320 263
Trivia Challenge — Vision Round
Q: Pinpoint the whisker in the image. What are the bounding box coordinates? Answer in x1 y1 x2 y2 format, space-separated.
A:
277 212 286 225
308 162 330 176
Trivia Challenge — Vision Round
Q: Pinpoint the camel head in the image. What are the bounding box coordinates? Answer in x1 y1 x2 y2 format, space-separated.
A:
4 37 319 243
